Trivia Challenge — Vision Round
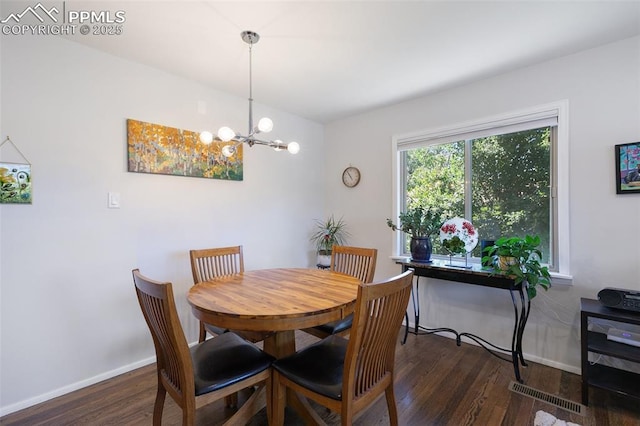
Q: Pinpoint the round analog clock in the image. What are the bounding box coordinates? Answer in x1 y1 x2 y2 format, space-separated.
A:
342 166 361 188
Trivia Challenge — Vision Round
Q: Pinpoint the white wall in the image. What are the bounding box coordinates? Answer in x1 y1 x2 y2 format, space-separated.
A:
1 29 639 419
0 34 325 414
325 37 640 373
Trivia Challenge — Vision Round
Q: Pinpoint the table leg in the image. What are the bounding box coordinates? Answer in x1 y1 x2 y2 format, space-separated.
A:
401 266 413 344
264 330 330 423
402 312 409 344
413 276 420 334
402 273 420 345
516 289 530 368
263 331 296 359
263 331 295 425
508 287 530 383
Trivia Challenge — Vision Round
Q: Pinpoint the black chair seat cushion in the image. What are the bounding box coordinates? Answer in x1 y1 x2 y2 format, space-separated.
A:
191 331 274 396
204 323 228 336
312 313 353 335
273 334 347 400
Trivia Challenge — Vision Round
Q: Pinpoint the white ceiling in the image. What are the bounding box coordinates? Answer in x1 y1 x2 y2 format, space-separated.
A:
62 1 640 123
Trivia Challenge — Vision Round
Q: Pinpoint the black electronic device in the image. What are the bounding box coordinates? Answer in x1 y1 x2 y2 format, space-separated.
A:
598 287 640 313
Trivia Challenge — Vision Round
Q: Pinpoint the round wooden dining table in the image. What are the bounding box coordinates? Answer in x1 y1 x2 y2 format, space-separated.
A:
187 268 361 359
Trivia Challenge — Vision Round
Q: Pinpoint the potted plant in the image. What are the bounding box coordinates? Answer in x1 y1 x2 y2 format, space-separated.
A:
387 205 443 262
310 215 349 266
481 235 551 299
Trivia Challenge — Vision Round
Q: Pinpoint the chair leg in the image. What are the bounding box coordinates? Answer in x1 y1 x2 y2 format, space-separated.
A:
182 406 195 426
385 386 399 426
153 385 166 426
266 375 273 426
341 411 353 426
272 371 286 426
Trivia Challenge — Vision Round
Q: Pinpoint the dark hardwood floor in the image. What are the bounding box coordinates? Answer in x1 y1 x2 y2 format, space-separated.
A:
1 330 638 425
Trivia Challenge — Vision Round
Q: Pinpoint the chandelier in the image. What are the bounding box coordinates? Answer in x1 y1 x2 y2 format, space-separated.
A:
199 31 300 156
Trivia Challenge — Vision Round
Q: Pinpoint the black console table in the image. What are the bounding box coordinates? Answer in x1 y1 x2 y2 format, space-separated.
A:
397 259 529 383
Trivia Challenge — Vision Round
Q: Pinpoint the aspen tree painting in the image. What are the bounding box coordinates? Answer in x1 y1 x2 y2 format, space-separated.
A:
127 119 243 181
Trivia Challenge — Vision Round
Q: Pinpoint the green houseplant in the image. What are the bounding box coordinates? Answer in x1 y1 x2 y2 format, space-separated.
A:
387 205 443 262
482 235 551 299
310 215 349 266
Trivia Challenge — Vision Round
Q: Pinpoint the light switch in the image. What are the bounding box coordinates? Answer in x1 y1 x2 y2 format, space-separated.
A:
108 192 120 209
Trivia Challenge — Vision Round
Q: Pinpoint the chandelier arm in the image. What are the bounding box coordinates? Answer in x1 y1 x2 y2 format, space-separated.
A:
215 137 285 151
247 138 286 149
216 135 248 143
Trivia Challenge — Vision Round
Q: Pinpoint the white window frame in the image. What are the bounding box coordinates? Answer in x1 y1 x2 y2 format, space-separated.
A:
391 100 572 280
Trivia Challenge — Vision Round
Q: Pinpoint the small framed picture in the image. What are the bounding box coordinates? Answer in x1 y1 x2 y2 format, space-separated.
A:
0 162 32 204
615 142 640 194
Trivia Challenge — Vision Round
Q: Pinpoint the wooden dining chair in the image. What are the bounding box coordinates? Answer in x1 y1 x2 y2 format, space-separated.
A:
272 270 413 426
132 269 273 426
303 245 378 339
190 245 267 343
190 246 244 342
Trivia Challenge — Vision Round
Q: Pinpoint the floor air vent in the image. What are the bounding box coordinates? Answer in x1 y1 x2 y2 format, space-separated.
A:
508 381 586 416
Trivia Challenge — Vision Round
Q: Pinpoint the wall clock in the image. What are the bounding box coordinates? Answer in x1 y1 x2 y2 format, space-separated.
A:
342 166 361 188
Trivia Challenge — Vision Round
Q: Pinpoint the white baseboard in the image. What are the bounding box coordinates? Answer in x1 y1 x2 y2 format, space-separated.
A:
524 353 580 375
0 356 156 417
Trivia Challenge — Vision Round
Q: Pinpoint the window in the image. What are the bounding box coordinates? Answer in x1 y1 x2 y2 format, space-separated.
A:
392 102 571 276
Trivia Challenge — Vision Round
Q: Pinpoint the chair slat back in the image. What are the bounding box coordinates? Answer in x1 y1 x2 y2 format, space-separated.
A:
330 245 377 283
190 246 244 283
344 270 413 400
132 269 194 403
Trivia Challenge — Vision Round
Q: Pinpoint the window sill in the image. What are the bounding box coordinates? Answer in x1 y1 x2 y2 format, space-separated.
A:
550 271 573 286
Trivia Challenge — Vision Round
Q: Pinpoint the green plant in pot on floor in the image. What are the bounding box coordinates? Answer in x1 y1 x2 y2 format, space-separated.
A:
310 215 349 267
482 235 551 299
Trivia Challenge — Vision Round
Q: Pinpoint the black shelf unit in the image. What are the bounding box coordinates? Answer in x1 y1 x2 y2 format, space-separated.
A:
581 298 640 405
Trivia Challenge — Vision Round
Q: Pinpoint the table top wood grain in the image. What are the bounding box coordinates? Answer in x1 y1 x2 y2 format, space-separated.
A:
187 268 361 333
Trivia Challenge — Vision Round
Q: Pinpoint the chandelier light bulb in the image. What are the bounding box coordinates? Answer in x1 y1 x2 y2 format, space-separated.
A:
287 141 300 155
221 145 235 158
217 126 236 142
258 117 273 133
199 131 214 144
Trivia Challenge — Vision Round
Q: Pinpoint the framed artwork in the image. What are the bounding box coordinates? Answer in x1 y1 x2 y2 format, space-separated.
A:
0 162 32 204
127 119 243 181
615 142 640 194
1 137 32 204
